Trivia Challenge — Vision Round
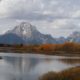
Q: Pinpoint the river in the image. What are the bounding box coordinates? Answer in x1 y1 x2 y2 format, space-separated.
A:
0 53 80 80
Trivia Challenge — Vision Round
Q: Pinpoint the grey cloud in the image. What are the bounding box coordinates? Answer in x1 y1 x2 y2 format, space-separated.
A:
57 19 80 30
0 0 80 37
60 24 80 30
1 0 80 21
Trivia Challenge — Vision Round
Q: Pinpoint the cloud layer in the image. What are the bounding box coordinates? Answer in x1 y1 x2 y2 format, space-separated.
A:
0 0 80 37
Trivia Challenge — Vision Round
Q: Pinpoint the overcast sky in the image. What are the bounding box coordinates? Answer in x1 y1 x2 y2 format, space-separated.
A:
0 0 80 37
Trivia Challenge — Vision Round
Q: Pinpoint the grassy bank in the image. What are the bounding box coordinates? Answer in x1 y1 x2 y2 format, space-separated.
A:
39 66 80 80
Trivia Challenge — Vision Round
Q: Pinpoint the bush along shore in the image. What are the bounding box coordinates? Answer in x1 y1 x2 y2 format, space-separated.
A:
0 42 80 56
39 66 80 80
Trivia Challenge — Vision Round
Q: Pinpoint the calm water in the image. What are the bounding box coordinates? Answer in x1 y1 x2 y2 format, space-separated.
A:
0 53 80 80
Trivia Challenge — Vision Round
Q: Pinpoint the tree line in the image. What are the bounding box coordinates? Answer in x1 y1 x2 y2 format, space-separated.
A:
0 42 80 54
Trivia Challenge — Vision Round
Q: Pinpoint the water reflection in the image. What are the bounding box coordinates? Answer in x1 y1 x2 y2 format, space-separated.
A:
0 53 80 80
60 59 80 64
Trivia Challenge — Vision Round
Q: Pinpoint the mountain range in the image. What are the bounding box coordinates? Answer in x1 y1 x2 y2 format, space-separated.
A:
0 22 80 44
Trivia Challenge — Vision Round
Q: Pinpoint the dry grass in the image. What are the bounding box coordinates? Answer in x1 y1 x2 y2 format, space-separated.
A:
0 42 80 56
39 66 80 80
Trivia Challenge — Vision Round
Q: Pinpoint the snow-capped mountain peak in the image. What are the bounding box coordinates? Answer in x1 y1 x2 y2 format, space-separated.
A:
68 31 80 38
2 22 57 44
67 31 80 43
8 22 37 38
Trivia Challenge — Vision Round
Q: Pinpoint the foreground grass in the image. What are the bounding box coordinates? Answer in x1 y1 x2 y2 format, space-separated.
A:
39 66 80 80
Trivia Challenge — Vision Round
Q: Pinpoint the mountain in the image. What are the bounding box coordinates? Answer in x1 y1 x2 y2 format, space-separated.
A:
0 33 25 44
56 37 67 44
0 22 80 44
0 22 57 44
67 31 80 43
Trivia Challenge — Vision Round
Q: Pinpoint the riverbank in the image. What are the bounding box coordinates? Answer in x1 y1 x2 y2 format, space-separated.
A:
0 47 80 57
0 42 80 56
39 66 80 80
